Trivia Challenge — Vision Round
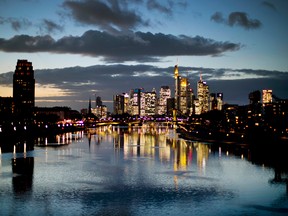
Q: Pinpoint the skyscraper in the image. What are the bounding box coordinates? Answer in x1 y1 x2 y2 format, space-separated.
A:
13 59 35 122
174 65 180 111
197 74 209 114
113 94 125 115
179 77 192 115
158 86 171 115
129 88 143 116
144 89 157 116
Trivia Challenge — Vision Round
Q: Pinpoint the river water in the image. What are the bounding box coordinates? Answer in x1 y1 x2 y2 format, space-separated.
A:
0 125 287 215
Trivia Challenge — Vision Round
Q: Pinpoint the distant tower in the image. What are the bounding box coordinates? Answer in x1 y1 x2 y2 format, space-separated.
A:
197 73 209 114
13 59 35 122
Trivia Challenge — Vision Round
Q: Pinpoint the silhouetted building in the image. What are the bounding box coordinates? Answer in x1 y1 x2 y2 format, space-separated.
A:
13 59 35 123
248 90 262 127
96 96 102 107
167 98 175 116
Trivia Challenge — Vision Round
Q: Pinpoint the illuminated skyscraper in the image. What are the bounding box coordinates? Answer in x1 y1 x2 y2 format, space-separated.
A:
179 77 192 115
197 74 209 114
158 86 171 115
174 65 180 111
129 88 143 116
144 89 157 116
13 59 35 122
174 65 193 115
262 89 272 105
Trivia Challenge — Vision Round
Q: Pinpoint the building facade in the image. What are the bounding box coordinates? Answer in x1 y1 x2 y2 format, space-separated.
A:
158 86 171 115
197 75 209 114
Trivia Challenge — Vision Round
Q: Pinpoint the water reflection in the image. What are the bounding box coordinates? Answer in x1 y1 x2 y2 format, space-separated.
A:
0 126 287 215
12 157 34 194
35 131 84 147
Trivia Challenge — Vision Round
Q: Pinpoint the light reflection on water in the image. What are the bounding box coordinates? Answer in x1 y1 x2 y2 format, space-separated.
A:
0 125 287 216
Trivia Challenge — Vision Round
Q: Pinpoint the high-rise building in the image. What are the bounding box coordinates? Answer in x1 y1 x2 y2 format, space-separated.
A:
174 65 193 115
209 93 223 111
13 59 35 122
197 74 209 114
217 93 223 110
158 86 171 115
262 89 272 106
209 93 217 110
129 88 143 116
113 94 125 115
179 77 192 115
144 89 157 116
174 65 180 111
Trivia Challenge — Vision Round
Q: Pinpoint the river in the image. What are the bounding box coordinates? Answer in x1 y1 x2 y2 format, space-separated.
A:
0 125 287 215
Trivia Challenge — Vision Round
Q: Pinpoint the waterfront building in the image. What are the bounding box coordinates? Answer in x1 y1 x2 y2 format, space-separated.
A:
158 86 171 115
197 74 209 114
13 59 35 124
91 105 107 119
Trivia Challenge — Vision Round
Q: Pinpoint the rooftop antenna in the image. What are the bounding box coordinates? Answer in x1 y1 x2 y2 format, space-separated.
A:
200 71 202 82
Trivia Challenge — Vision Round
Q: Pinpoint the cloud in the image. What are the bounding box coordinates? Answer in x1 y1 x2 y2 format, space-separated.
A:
40 19 64 34
0 16 32 31
211 12 262 30
62 0 149 32
147 0 173 15
262 1 277 11
0 30 241 62
1 64 287 111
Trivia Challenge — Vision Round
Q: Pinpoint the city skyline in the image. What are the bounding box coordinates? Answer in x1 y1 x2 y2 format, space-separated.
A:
0 0 288 111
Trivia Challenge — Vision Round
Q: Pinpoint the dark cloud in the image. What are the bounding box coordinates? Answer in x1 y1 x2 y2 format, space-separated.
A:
262 1 277 11
147 0 173 15
40 19 64 33
0 17 32 31
62 0 149 32
1 64 287 111
211 12 262 30
0 30 241 62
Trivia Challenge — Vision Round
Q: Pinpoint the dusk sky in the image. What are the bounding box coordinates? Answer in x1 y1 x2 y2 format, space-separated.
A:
0 0 288 111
